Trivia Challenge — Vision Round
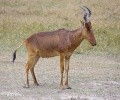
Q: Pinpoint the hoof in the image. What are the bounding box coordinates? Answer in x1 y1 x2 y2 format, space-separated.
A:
60 86 65 90
23 84 29 88
61 88 66 90
60 87 65 90
23 86 29 88
66 87 72 89
34 83 39 86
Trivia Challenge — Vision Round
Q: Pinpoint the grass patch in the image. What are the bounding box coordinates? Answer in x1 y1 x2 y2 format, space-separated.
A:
0 0 120 55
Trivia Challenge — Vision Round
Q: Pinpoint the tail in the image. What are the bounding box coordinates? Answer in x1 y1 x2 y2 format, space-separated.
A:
13 41 25 63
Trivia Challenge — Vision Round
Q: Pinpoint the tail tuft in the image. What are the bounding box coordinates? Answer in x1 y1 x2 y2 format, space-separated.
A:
13 50 17 63
12 41 25 63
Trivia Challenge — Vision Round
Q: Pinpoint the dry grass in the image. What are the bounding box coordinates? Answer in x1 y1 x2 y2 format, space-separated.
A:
0 0 120 54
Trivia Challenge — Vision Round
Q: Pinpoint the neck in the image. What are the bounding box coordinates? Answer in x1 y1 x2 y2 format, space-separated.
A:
71 27 84 41
69 27 84 51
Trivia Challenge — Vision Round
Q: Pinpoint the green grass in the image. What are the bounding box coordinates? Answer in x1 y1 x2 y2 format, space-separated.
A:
0 0 120 55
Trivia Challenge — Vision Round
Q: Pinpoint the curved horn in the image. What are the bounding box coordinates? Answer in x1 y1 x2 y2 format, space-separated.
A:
80 6 89 15
80 6 91 23
83 6 91 17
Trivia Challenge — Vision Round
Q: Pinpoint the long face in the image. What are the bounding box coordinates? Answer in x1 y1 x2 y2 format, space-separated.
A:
80 6 96 46
82 21 96 46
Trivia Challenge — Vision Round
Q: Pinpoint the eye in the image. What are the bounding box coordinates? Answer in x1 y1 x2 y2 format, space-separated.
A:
87 29 91 32
87 29 92 34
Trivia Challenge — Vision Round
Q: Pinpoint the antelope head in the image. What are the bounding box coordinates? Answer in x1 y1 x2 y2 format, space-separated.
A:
81 6 96 46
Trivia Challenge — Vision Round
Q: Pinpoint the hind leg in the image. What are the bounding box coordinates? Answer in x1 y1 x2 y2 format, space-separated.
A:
25 50 39 88
25 57 34 88
30 53 40 86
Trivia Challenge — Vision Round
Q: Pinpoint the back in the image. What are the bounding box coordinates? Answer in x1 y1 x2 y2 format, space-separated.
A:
26 29 72 57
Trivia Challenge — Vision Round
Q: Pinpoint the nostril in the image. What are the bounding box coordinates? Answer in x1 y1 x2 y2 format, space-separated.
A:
94 42 96 46
92 42 96 46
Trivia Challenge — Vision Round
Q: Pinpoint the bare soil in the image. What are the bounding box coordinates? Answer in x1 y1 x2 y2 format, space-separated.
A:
0 51 120 100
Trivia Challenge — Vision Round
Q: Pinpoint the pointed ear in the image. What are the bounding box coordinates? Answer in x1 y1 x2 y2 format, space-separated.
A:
80 20 84 25
80 20 85 28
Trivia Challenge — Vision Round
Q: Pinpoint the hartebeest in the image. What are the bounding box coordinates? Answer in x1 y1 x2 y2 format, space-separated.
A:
13 6 96 89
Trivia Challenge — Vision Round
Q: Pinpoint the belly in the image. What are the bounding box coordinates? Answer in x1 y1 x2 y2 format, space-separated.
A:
39 50 60 58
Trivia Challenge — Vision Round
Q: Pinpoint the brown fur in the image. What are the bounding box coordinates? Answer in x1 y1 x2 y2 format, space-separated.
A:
13 21 96 89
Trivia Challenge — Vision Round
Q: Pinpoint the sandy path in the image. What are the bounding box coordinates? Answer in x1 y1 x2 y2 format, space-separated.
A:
0 51 120 100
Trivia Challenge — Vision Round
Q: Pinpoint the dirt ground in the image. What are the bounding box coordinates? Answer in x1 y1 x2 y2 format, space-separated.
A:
0 51 120 100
